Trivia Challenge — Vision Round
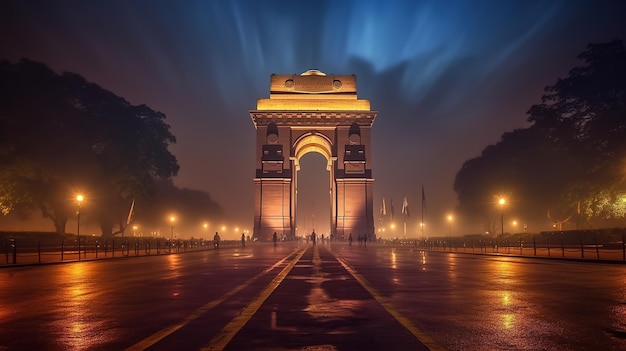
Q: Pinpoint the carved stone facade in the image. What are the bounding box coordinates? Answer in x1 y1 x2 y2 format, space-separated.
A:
250 70 377 241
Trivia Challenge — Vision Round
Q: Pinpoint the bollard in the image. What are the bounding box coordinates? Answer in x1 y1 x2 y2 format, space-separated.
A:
533 237 536 256
38 240 41 264
61 240 64 261
547 236 551 257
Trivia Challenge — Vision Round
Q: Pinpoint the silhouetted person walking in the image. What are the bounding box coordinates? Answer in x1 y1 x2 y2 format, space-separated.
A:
214 232 221 249
273 232 278 246
241 233 246 247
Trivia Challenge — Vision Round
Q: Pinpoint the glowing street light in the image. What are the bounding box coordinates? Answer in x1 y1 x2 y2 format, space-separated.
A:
76 194 83 259
133 225 138 237
447 214 453 236
170 216 175 240
499 197 506 235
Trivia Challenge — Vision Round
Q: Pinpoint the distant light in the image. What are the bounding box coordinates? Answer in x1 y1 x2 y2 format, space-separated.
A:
499 198 506 206
76 194 84 202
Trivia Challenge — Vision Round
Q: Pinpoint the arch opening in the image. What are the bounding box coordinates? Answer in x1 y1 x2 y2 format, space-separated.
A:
292 134 333 239
296 153 331 237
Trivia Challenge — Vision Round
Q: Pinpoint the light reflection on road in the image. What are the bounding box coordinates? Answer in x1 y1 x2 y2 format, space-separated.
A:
51 263 111 351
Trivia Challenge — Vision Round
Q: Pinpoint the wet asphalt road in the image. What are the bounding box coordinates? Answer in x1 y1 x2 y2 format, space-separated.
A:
0 242 624 350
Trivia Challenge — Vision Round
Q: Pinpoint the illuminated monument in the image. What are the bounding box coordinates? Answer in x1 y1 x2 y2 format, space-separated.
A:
250 70 377 241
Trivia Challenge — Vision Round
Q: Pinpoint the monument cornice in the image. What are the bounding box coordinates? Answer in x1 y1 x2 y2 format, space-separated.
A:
249 110 378 127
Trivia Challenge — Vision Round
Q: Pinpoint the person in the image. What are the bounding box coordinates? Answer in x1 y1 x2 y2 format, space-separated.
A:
311 231 316 246
241 233 246 247
273 232 278 246
213 232 221 249
349 232 353 246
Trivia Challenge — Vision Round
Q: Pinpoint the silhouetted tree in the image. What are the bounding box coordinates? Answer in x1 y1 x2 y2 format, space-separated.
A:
454 40 626 231
132 179 223 236
0 59 180 236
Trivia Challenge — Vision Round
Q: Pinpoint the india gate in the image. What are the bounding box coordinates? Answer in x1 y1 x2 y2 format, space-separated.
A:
250 70 377 241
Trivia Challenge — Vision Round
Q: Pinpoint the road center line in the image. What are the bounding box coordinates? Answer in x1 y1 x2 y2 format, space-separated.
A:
125 247 303 351
201 246 307 351
327 246 447 351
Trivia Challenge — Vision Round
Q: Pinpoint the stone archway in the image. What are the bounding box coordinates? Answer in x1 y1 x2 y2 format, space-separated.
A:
292 133 334 237
250 70 377 241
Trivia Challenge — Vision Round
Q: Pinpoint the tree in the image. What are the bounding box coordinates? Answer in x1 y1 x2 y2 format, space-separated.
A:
454 40 626 231
0 59 180 236
527 39 626 225
132 179 224 236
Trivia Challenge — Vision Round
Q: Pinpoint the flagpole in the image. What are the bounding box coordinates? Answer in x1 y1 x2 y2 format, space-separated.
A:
421 185 425 243
403 221 406 238
401 195 408 239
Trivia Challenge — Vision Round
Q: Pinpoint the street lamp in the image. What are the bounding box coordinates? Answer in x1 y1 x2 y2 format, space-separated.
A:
447 214 453 236
76 194 83 259
170 216 175 240
133 225 138 237
499 198 506 235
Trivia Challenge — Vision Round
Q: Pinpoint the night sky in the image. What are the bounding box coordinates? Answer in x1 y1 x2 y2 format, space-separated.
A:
1 0 625 238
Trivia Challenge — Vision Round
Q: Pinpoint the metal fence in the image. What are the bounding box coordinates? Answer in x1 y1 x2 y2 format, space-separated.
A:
0 236 242 266
380 235 626 262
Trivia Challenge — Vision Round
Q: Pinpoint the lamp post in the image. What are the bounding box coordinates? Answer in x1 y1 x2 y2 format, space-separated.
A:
133 225 138 237
447 215 453 236
499 198 506 235
170 216 175 241
76 194 83 259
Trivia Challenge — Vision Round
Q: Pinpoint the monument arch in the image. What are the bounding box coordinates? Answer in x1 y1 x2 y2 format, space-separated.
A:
250 70 377 241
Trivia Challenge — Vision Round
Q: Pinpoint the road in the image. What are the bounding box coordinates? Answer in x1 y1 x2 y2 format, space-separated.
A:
0 242 624 350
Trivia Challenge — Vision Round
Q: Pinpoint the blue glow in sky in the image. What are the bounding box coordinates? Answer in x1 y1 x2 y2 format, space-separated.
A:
1 0 625 236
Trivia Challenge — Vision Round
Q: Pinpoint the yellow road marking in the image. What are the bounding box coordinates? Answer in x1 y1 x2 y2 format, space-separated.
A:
125 248 302 351
201 247 307 350
327 246 447 351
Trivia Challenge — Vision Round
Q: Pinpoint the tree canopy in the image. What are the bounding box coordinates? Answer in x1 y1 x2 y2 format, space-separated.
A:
454 40 626 233
0 59 180 236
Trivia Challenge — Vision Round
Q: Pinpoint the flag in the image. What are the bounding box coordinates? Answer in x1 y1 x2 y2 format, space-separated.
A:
126 198 135 225
381 197 387 216
390 198 395 221
421 185 426 213
402 195 410 217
